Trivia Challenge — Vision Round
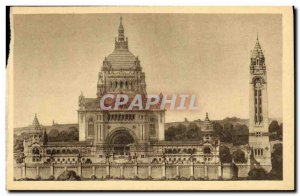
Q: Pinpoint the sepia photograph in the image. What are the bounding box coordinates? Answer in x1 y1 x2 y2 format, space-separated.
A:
6 6 294 191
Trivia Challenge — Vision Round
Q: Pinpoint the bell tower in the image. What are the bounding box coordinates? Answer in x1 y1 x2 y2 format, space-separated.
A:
248 35 271 170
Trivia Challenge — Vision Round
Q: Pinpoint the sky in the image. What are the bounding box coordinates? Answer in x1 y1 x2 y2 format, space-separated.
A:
12 14 282 127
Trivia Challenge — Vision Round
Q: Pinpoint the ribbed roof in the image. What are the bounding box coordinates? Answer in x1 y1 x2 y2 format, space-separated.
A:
107 48 137 68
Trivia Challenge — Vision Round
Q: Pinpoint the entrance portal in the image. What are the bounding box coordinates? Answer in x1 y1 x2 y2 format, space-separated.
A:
110 130 135 156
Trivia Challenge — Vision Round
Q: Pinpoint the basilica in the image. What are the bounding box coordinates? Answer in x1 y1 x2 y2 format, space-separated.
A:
16 17 271 180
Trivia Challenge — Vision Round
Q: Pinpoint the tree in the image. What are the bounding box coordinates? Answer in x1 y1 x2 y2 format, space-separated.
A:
232 149 247 163
15 153 24 164
248 168 268 180
19 132 30 141
165 126 177 141
59 130 71 141
165 124 191 141
67 126 79 141
43 131 48 145
222 123 233 143
232 124 249 145
269 120 280 141
219 146 232 163
278 123 283 140
186 123 200 140
268 143 283 179
14 140 24 153
213 122 223 139
175 124 186 140
48 129 59 141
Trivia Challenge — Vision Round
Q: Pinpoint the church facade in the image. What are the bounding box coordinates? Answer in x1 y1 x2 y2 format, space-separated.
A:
15 18 272 180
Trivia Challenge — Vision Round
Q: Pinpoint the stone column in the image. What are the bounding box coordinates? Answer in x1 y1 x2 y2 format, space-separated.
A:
162 163 166 179
218 164 222 179
134 163 138 178
106 162 110 178
176 165 179 177
21 163 26 178
100 125 103 141
92 165 96 176
77 163 82 177
50 163 54 176
120 165 124 179
36 166 40 177
190 163 194 180
204 165 208 180
148 165 152 178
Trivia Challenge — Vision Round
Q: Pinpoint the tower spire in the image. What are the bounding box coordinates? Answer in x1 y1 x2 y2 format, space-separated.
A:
205 112 210 121
248 33 271 169
30 114 42 132
118 16 125 41
32 114 40 126
251 34 264 60
115 16 128 49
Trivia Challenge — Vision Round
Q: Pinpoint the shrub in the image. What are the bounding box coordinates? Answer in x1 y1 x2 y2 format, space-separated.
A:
232 149 247 163
57 170 81 181
48 175 55 180
35 176 41 180
247 168 268 180
219 146 232 163
91 175 97 180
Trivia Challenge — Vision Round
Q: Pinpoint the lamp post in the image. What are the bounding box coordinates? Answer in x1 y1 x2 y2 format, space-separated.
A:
132 153 138 179
161 152 166 180
105 152 112 179
105 152 112 163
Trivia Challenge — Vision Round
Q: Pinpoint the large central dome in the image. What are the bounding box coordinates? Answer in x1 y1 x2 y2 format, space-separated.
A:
105 16 138 69
107 48 137 68
97 17 146 97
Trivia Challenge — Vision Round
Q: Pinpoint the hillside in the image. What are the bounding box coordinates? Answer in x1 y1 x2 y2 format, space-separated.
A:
14 117 281 136
14 123 78 136
165 117 249 130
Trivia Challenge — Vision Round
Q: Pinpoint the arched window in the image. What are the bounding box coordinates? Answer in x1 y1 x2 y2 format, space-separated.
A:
254 78 263 124
85 159 92 164
152 158 158 163
32 147 40 155
88 118 94 136
203 147 211 154
32 147 41 162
